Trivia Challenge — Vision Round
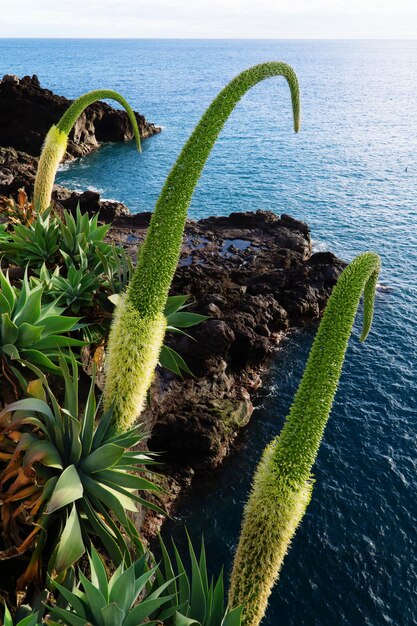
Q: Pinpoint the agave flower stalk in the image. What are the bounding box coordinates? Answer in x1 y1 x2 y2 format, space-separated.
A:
228 252 380 626
104 61 301 431
33 90 141 213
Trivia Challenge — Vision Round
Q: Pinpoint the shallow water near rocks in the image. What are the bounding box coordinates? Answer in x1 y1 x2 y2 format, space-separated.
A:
1 39 416 624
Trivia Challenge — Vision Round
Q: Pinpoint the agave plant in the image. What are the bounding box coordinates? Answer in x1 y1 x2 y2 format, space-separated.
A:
228 252 381 626
47 546 175 626
154 534 242 626
35 262 101 314
0 268 84 384
1 209 60 269
0 353 162 591
58 206 113 271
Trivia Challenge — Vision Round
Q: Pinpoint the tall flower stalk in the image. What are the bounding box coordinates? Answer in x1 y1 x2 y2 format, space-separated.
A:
33 90 141 213
103 62 301 431
228 251 381 626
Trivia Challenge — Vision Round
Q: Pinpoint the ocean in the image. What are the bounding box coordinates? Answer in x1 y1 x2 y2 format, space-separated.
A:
0 39 416 625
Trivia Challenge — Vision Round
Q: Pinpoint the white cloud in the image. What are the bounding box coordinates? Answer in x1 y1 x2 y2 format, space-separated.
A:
0 0 416 38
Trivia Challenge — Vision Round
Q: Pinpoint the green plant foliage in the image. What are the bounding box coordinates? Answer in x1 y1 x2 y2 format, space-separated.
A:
154 534 242 626
104 62 300 430
1 209 60 268
0 354 163 590
1 603 48 626
33 90 141 213
160 295 208 377
0 267 84 379
228 252 381 626
58 206 112 269
35 263 100 314
47 546 174 626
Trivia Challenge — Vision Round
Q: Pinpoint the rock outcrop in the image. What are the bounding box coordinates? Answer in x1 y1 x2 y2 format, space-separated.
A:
0 146 131 219
0 74 160 159
106 210 345 534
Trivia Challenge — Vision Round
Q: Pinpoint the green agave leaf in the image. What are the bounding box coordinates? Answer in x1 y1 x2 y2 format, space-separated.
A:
91 407 114 450
61 352 78 419
81 473 134 524
95 479 166 516
158 535 178 603
108 563 136 614
0 269 16 311
68 416 83 465
48 605 87 626
23 440 63 470
208 572 225 626
168 312 208 328
187 533 207 624
17 322 44 347
14 283 43 326
19 349 60 372
198 539 209 602
78 569 108 622
221 605 243 626
164 295 189 317
78 499 125 566
175 613 201 626
93 469 161 492
1 312 19 344
30 335 86 350
49 577 87 618
0 292 13 316
81 375 97 456
34 314 81 333
101 603 125 626
80 443 125 474
173 543 191 609
2 343 20 359
2 603 13 626
0 397 54 421
15 615 40 626
123 595 175 626
160 345 194 377
46 465 83 514
53 504 85 575
89 546 109 599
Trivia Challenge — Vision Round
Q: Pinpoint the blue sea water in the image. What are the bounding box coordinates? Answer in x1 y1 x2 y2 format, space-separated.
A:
1 39 416 625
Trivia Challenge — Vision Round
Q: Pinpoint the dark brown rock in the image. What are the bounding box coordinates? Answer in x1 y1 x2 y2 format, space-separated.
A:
105 210 346 525
0 146 131 220
0 74 160 159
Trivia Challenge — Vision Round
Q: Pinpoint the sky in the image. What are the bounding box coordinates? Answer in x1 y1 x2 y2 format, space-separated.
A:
1 0 416 39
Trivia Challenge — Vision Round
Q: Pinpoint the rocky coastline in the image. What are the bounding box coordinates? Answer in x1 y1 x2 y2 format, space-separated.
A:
0 75 345 536
106 210 345 535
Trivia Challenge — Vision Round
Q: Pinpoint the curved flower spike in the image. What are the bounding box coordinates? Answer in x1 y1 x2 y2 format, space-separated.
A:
33 90 141 213
228 251 381 626
103 62 300 431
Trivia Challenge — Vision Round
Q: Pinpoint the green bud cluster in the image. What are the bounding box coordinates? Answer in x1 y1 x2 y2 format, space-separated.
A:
102 296 167 432
228 252 380 626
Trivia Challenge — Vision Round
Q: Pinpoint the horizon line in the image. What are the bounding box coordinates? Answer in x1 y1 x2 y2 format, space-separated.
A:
0 36 416 41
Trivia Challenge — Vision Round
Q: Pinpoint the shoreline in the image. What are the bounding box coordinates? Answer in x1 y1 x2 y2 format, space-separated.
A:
0 74 345 537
